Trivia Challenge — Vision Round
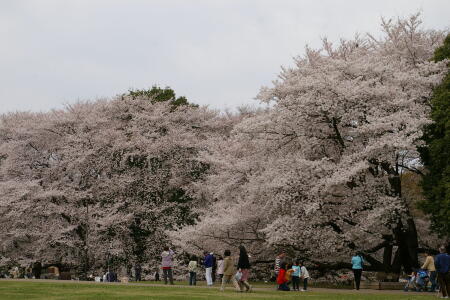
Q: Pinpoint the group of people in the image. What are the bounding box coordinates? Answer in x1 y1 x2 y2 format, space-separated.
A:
404 246 450 298
274 254 310 292
160 244 450 297
161 245 253 292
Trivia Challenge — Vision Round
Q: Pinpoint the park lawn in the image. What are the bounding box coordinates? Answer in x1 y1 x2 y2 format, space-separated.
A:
0 280 438 300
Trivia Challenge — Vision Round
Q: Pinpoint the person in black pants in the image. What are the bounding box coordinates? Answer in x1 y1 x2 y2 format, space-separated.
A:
351 252 364 290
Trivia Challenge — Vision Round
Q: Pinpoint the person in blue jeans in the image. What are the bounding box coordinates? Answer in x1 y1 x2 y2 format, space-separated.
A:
351 252 364 290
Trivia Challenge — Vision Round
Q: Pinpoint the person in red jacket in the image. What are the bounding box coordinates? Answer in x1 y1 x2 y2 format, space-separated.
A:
277 262 290 291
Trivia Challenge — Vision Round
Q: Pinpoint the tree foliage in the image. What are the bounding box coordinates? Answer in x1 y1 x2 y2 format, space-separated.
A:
418 34 450 238
172 14 447 274
125 86 195 108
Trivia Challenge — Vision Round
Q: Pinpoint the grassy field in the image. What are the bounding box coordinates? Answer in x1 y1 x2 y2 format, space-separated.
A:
0 280 439 300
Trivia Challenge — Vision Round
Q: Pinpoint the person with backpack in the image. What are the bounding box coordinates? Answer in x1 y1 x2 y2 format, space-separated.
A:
351 252 364 290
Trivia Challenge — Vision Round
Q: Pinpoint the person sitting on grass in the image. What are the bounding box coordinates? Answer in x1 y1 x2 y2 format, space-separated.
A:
277 262 290 291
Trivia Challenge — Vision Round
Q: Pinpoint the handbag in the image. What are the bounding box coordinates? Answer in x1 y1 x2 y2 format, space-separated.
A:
234 271 242 281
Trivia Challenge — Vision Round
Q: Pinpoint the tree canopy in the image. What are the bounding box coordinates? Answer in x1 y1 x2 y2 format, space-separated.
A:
418 34 450 238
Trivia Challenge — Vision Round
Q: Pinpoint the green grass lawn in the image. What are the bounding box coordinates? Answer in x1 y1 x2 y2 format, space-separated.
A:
0 280 439 300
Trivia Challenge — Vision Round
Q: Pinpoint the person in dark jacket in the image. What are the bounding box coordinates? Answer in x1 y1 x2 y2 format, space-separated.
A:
236 245 252 292
212 253 217 283
435 245 450 298
134 264 142 282
204 251 214 286
32 262 42 279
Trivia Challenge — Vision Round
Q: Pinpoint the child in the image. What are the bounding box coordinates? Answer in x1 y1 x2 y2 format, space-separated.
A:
188 255 198 286
285 264 294 288
299 261 309 291
277 262 290 291
292 260 301 291
216 255 224 282
404 271 417 291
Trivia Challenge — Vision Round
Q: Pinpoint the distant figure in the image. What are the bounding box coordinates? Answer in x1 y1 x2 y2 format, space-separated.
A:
211 253 217 283
204 251 214 286
134 264 142 282
421 251 437 292
216 255 224 282
351 252 364 290
154 270 160 281
32 262 42 279
285 264 294 289
277 262 289 291
161 247 174 285
291 260 301 291
188 255 198 286
236 245 252 292
299 261 310 291
435 245 450 298
220 250 237 291
274 252 285 279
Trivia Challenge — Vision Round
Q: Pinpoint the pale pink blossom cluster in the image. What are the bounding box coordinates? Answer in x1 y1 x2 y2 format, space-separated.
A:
0 14 447 273
172 14 447 270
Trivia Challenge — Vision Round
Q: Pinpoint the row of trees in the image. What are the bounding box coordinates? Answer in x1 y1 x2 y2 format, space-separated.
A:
171 14 449 274
0 88 234 276
0 14 448 277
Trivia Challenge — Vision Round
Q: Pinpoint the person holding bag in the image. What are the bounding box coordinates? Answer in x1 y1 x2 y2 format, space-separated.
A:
351 251 364 290
236 245 252 292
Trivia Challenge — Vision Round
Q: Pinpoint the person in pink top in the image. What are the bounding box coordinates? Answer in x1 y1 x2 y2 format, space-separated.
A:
161 246 174 285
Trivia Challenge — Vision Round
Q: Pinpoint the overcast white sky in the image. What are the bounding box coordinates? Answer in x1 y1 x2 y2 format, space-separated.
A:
0 0 449 113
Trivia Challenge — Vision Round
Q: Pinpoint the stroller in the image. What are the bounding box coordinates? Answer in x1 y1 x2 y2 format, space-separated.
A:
404 269 429 292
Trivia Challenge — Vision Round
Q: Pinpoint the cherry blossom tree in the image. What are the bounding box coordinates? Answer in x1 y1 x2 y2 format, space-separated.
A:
0 93 226 276
173 14 447 274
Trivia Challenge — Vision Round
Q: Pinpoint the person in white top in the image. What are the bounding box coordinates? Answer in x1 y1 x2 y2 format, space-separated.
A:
299 261 310 291
216 256 224 282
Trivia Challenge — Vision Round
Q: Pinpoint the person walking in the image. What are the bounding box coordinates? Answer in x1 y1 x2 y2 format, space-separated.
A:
220 250 239 291
299 261 310 291
236 245 252 292
204 251 214 286
161 247 174 285
216 255 224 282
188 255 198 286
421 251 437 292
435 245 450 298
351 252 364 290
